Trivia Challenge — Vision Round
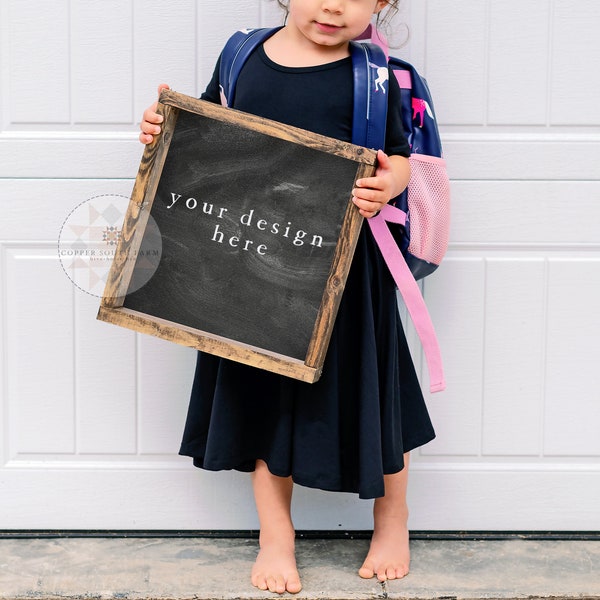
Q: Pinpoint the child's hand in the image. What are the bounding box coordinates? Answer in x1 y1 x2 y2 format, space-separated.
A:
139 83 170 144
352 150 410 219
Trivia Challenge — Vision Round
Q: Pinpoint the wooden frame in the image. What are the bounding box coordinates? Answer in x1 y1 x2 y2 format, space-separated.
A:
97 90 376 383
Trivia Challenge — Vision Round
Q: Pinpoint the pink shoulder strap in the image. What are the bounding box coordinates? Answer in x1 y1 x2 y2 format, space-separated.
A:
368 205 446 393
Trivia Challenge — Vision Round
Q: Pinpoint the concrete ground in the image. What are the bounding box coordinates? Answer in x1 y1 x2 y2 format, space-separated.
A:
0 536 599 600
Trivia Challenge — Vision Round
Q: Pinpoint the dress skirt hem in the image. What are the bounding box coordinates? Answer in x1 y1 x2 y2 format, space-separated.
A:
178 227 436 501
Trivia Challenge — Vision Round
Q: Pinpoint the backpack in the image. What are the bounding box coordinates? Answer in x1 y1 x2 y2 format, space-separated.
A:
218 26 449 393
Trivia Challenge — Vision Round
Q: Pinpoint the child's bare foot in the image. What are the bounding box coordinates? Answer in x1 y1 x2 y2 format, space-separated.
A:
251 538 302 594
251 460 302 593
358 510 410 581
359 467 411 581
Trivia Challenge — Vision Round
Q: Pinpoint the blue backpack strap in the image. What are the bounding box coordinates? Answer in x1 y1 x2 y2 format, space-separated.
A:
219 27 282 107
349 41 388 150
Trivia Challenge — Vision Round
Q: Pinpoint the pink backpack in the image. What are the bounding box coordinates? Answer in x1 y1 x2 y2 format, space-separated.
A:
354 26 450 393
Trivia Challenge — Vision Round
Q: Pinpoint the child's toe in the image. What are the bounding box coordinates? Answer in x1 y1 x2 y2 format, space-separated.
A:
358 561 375 579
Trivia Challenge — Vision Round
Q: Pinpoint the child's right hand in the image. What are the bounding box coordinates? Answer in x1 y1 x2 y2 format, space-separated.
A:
139 83 170 144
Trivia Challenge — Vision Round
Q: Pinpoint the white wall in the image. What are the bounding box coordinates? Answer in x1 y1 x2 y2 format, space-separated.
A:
1 0 599 531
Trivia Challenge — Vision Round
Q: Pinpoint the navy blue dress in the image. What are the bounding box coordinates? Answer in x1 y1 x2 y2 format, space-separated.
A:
179 45 435 499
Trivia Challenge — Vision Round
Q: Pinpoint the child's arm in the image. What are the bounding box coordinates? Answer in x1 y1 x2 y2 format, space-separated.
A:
139 83 170 144
352 149 410 219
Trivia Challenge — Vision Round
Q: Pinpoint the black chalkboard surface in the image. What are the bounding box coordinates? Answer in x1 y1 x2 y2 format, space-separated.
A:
98 90 376 382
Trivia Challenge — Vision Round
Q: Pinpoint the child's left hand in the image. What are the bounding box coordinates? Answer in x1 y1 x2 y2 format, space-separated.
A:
352 150 409 219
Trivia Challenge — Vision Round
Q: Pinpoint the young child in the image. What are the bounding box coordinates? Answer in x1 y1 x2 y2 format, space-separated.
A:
139 0 435 594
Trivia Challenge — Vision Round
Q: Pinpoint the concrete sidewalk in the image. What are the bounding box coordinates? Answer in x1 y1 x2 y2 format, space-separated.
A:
0 536 599 600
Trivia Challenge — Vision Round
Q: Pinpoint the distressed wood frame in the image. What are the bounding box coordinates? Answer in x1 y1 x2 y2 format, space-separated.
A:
97 89 376 383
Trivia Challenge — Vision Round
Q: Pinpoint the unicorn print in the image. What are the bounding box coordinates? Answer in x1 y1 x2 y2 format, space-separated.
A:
412 97 434 127
369 62 389 93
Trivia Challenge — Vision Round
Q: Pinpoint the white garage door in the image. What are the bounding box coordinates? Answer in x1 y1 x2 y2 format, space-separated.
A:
1 0 599 531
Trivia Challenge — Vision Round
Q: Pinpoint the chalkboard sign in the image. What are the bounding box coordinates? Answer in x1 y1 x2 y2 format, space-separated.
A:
98 90 376 383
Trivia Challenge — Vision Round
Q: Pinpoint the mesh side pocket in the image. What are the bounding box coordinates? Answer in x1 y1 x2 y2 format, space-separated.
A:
406 153 451 266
